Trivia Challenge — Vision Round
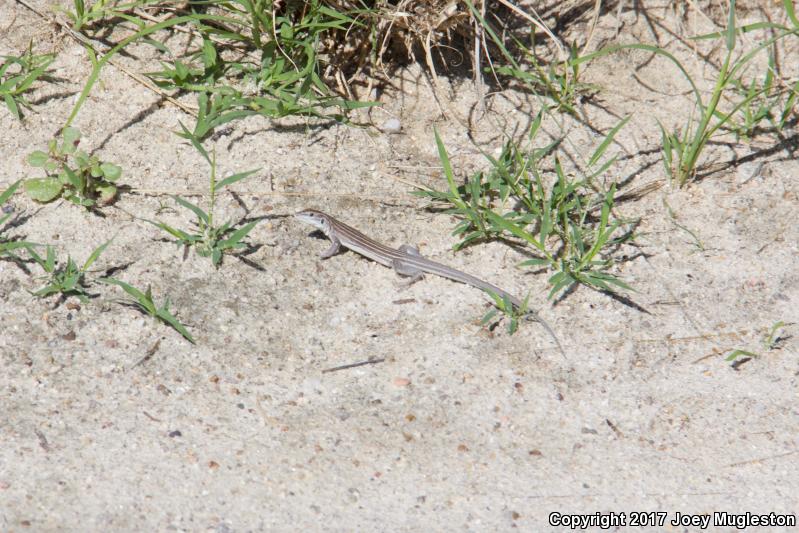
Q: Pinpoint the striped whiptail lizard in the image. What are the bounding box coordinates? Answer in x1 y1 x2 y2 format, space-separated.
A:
295 209 564 356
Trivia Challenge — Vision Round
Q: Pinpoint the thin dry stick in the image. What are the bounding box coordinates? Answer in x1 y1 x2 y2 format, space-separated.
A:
580 0 604 56
726 449 799 468
126 187 418 203
473 0 486 114
379 172 434 192
495 0 566 60
423 31 469 127
322 357 385 373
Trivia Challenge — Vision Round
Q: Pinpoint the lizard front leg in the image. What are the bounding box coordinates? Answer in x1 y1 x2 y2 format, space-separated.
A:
320 235 342 259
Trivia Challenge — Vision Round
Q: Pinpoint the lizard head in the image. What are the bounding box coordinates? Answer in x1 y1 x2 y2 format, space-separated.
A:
295 209 331 234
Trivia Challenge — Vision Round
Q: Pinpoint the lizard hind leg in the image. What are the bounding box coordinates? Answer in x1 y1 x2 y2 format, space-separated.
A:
392 257 425 287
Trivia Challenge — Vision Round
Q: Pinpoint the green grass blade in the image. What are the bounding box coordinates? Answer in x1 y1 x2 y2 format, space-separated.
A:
588 115 630 167
4 93 20 119
486 210 548 256
786 0 799 28
219 220 258 248
726 0 737 52
155 306 195 343
433 128 464 205
0 179 21 204
548 271 575 299
45 245 56 272
150 220 196 243
65 15 206 127
173 195 209 224
82 238 113 271
216 168 259 189
100 277 156 315
177 121 210 165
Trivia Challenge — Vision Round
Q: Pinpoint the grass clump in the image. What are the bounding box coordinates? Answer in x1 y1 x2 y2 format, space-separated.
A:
465 1 591 115
418 116 635 306
24 127 122 207
100 277 195 343
63 0 135 31
149 0 377 139
28 239 113 303
59 0 377 138
575 0 797 186
0 43 55 120
479 291 534 335
150 126 259 266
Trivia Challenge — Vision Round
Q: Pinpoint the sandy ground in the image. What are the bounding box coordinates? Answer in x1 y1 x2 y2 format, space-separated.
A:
1 1 798 531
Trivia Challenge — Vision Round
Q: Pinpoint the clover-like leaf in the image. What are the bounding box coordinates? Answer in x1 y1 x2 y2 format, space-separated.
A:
61 127 81 153
24 177 63 202
100 162 122 181
27 150 49 167
96 183 117 204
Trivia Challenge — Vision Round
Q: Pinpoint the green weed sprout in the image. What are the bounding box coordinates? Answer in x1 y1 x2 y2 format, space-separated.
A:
480 291 532 335
24 127 122 207
28 239 112 303
725 320 788 364
762 321 787 351
725 349 758 363
0 43 55 120
63 0 133 32
100 277 195 343
150 125 259 266
663 199 705 252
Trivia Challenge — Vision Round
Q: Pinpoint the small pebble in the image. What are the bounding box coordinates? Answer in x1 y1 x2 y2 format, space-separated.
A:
381 118 401 134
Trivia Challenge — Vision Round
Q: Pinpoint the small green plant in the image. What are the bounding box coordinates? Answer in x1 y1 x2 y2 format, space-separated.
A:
663 199 705 252
0 43 55 120
24 127 122 207
725 320 788 364
0 180 36 259
100 277 195 343
722 48 799 140
150 126 259 266
467 0 592 115
658 0 766 185
53 0 376 133
725 349 758 363
27 239 112 303
143 2 376 139
63 0 128 32
480 291 531 335
724 53 779 140
762 321 787 350
573 0 795 186
417 118 634 306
